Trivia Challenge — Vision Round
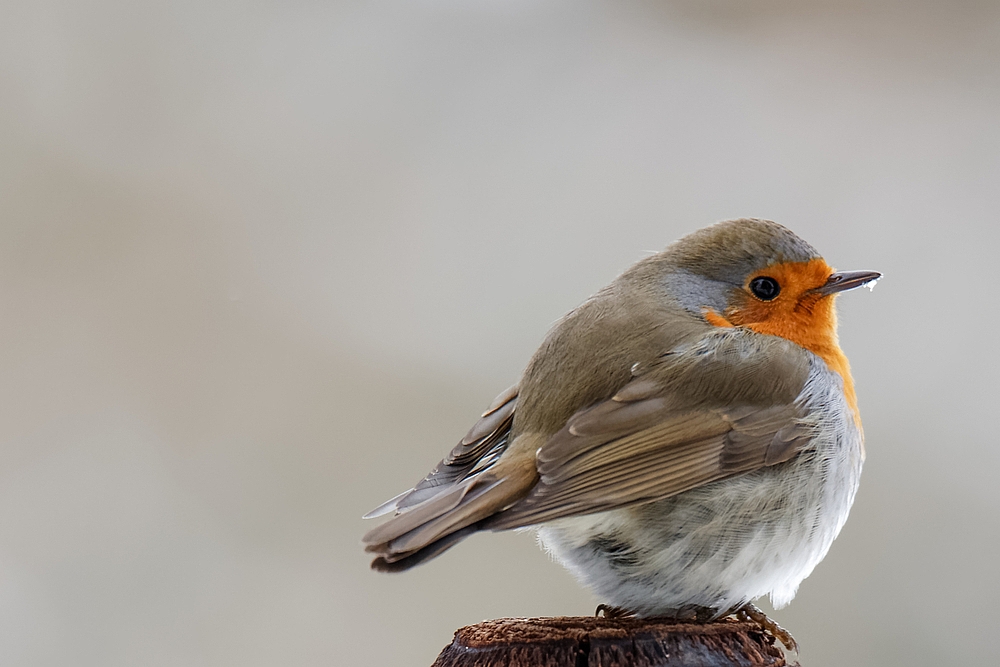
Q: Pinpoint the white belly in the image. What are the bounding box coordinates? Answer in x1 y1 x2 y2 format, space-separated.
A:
535 360 864 616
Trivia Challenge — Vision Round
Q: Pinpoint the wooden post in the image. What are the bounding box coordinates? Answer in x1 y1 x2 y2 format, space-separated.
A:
431 616 794 667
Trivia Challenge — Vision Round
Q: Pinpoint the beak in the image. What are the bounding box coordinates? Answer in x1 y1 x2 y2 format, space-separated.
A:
811 270 883 296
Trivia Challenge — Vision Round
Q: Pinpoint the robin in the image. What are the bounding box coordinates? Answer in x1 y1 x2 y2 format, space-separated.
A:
362 218 880 650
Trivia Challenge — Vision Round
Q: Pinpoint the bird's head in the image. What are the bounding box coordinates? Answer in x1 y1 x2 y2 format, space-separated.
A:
646 219 880 418
660 218 881 337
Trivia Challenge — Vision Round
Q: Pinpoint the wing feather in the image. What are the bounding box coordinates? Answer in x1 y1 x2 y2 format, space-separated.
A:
364 330 816 569
487 335 814 530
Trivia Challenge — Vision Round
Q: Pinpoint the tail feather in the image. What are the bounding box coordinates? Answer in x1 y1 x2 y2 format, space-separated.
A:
370 525 479 572
362 482 471 550
375 479 506 557
361 490 409 520
362 471 534 565
362 387 537 570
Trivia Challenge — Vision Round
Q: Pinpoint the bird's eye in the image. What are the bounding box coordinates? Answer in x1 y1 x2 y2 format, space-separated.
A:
749 276 780 301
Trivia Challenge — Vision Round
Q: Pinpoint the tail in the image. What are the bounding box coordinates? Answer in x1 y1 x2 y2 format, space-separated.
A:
363 470 534 570
369 525 480 572
361 387 539 571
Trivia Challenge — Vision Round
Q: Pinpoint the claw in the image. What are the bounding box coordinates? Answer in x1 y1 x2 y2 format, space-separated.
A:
737 603 799 654
595 604 637 619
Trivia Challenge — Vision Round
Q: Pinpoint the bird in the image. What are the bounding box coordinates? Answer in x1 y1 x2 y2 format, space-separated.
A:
362 218 880 649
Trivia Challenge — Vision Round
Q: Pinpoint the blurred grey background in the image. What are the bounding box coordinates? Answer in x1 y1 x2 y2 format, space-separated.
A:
1 0 998 665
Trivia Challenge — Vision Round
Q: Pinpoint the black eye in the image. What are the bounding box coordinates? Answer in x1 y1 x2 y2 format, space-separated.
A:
749 276 780 301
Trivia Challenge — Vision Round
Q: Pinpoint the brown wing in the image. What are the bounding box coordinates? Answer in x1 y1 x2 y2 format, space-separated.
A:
487 332 815 530
364 330 814 569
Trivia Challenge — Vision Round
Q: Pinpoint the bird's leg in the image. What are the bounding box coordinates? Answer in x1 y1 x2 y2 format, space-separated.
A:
595 604 637 619
736 603 798 654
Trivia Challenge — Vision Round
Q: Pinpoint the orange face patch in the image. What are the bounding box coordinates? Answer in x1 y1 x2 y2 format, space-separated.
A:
705 258 860 425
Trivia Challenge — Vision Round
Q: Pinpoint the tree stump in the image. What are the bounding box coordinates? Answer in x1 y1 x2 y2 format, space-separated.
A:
431 616 795 667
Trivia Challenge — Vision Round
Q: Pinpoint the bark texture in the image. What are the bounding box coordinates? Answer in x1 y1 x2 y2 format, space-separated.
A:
431 616 794 667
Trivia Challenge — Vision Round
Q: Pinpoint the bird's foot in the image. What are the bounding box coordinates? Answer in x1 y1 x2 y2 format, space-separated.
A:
595 604 637 619
736 603 798 654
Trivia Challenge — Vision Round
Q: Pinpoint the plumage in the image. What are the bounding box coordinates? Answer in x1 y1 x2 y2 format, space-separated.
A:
362 218 878 619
